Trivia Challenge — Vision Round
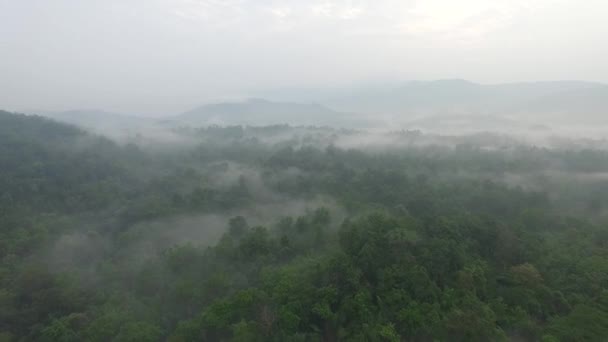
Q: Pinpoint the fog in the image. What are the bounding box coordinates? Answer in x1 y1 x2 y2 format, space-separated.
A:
2 1 608 114
3 1 608 340
4 1 608 144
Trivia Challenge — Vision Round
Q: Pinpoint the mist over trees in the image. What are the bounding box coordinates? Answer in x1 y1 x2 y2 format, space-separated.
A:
2 105 608 341
3 0 608 339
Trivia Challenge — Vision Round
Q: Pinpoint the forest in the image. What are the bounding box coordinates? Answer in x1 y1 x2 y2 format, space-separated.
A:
1 109 608 341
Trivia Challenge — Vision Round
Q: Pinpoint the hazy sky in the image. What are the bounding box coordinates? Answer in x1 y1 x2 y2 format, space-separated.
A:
1 0 607 115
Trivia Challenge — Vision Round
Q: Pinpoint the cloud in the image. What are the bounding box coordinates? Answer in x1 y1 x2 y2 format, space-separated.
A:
391 0 564 43
1 0 605 114
311 2 364 20
269 7 291 19
166 0 558 43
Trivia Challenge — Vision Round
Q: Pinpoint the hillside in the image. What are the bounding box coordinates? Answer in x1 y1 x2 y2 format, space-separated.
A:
0 110 132 212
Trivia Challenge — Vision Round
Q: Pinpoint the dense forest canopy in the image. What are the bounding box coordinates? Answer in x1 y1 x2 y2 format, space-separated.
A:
1 109 608 341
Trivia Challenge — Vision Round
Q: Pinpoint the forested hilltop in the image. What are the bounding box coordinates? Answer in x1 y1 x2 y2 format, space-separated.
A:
1 110 608 341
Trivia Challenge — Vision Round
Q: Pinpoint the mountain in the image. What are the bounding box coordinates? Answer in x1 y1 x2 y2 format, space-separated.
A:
26 80 608 134
316 80 608 123
515 85 608 121
174 98 364 127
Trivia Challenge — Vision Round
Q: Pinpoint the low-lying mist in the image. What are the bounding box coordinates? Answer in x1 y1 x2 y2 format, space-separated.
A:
5 102 608 340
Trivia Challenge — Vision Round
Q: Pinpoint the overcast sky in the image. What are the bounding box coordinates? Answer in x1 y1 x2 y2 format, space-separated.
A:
1 0 607 115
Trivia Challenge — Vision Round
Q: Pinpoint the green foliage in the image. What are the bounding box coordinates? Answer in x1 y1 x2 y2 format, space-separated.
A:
1 111 608 341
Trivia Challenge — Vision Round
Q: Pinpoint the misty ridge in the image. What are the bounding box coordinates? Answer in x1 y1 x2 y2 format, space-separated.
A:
32 79 608 145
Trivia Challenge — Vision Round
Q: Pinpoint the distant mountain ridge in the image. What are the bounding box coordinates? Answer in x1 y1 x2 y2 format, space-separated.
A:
320 80 608 122
174 98 361 127
28 80 608 132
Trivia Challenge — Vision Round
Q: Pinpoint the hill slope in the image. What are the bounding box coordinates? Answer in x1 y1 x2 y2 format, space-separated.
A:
0 110 130 211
